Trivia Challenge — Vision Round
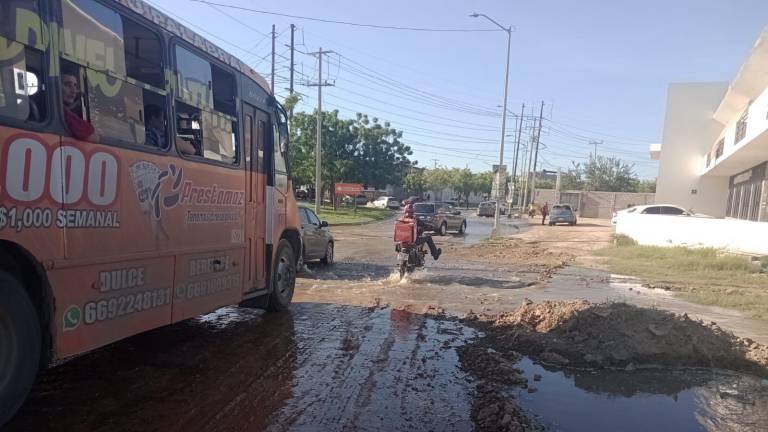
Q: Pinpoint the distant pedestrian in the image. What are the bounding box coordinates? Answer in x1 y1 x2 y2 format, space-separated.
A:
541 202 549 225
426 193 431 201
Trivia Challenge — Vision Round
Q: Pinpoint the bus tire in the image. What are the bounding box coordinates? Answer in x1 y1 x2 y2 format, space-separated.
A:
267 240 296 312
0 271 41 427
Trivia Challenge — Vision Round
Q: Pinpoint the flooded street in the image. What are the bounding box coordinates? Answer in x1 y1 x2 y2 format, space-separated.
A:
7 215 768 431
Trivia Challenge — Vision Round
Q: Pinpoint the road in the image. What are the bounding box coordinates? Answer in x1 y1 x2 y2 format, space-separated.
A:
7 214 768 431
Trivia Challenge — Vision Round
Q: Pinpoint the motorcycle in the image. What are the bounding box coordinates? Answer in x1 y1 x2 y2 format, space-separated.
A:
395 241 427 279
394 216 426 279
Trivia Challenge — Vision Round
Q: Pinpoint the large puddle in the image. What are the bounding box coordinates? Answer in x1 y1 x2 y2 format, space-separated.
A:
515 357 768 431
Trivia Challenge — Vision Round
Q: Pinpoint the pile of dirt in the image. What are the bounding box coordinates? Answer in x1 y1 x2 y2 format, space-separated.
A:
447 239 573 280
471 300 768 376
457 343 542 432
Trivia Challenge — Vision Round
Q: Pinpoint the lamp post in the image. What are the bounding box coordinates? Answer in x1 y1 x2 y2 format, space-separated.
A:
471 12 512 235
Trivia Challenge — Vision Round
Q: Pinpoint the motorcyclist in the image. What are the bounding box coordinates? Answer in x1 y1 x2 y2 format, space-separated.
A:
398 204 441 260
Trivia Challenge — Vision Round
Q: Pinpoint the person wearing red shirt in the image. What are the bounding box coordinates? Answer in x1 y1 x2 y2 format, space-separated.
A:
61 73 96 141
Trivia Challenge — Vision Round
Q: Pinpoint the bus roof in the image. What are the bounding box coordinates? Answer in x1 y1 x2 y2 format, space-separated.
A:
112 0 272 95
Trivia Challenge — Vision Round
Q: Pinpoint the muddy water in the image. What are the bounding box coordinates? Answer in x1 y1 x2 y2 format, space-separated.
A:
516 357 768 431
7 304 477 432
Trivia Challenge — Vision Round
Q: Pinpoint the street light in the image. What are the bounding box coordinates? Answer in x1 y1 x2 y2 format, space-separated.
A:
471 12 512 235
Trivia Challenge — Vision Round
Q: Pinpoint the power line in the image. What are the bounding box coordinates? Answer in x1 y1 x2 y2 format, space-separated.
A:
189 0 504 32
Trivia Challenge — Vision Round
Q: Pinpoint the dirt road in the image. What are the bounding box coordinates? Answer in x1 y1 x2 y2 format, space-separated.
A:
7 214 768 431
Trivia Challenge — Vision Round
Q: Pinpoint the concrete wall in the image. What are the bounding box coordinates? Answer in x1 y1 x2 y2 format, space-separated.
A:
616 214 768 256
657 83 731 217
532 189 655 218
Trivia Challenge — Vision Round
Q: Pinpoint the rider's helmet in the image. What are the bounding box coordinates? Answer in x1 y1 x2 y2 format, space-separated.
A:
404 203 414 218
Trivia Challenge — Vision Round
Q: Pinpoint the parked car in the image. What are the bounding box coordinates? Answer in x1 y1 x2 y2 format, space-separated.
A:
413 202 467 235
548 204 577 226
477 201 507 217
295 189 308 200
343 194 368 206
298 206 334 265
373 196 401 209
611 204 712 225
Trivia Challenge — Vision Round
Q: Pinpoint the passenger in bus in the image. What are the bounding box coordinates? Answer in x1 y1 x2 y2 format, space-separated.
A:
61 73 96 141
176 113 202 156
144 104 167 148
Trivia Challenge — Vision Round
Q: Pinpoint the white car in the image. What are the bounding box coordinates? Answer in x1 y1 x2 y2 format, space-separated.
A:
611 204 711 225
372 196 401 210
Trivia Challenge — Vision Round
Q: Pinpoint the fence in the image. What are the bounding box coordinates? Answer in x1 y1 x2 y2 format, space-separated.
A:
532 189 656 219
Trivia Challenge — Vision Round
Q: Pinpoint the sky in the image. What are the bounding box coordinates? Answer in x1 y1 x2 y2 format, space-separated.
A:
149 0 768 179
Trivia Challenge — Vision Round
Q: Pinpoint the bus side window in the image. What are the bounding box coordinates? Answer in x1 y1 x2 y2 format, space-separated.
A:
59 0 167 148
175 101 203 156
0 41 46 123
174 44 238 164
0 1 46 124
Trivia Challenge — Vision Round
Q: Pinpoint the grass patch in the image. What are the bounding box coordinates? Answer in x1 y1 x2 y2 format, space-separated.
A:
596 242 768 319
307 204 394 225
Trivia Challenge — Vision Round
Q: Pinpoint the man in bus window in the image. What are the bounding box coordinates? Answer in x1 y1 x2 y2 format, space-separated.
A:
61 72 96 141
144 104 167 148
176 112 202 156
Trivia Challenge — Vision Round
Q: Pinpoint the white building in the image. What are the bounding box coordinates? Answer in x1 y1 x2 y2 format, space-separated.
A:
654 27 768 222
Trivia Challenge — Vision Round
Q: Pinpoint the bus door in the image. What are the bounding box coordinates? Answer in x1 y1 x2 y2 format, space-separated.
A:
243 103 268 291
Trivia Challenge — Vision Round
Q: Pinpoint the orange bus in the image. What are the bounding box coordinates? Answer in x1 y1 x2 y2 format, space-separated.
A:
0 0 301 423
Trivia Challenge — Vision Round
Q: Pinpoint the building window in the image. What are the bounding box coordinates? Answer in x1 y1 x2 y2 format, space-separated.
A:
715 138 724 159
735 109 748 144
705 152 711 167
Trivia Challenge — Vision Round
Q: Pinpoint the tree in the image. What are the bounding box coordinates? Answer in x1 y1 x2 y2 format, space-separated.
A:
582 156 639 192
288 109 414 201
535 178 555 190
404 169 426 196
473 171 493 199
424 168 452 194
636 179 657 193
448 168 476 207
560 163 584 191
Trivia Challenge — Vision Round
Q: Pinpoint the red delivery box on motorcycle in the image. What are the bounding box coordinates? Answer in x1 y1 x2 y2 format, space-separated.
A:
394 219 417 244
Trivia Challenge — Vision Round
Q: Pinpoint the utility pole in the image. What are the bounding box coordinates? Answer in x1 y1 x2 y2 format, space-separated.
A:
510 102 524 210
430 159 439 169
590 140 603 159
528 101 545 207
517 141 529 208
270 24 276 93
521 118 536 211
305 48 335 213
469 12 512 235
289 24 295 95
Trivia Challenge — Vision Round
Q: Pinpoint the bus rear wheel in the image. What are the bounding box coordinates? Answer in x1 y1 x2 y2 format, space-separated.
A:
0 271 41 427
267 240 296 312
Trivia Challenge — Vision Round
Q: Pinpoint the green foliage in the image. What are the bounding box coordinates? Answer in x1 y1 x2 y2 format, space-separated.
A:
535 178 555 190
582 155 639 192
636 179 657 193
403 169 426 195
288 109 414 196
554 157 648 192
313 205 392 225
596 244 768 318
560 163 584 190
473 171 493 196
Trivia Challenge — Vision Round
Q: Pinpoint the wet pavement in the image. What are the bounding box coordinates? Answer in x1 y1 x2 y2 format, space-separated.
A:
7 214 768 431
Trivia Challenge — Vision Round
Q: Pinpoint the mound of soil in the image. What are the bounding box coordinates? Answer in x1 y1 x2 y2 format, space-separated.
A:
447 239 573 280
472 300 768 376
457 343 542 432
